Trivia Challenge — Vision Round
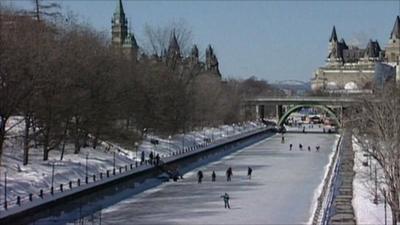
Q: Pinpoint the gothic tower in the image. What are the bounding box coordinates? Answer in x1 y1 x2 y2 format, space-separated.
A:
386 16 400 63
327 26 344 64
205 45 221 77
112 0 127 47
111 0 138 59
166 31 182 69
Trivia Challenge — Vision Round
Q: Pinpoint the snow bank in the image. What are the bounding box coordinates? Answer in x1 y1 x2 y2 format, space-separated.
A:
352 138 392 225
0 119 264 211
307 134 340 224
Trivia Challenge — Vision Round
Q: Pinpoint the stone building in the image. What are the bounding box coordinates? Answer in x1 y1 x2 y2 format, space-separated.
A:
111 0 139 60
311 16 400 93
111 0 221 77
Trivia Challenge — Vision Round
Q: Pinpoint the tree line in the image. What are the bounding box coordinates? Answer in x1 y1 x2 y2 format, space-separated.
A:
352 83 400 225
0 6 282 166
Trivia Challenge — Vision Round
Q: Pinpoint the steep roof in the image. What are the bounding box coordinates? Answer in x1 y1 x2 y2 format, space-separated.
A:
364 40 381 58
115 0 125 17
390 16 400 39
329 26 338 42
168 31 180 53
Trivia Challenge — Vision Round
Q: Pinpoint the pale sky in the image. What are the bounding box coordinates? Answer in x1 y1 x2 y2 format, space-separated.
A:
4 0 399 82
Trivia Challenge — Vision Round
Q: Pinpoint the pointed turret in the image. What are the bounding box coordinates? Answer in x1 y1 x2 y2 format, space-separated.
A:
340 38 348 49
329 26 338 42
189 45 199 65
390 16 400 40
364 39 381 59
191 45 199 58
111 0 139 60
386 16 400 63
115 0 125 17
168 31 181 55
111 0 128 47
166 31 182 69
205 45 221 77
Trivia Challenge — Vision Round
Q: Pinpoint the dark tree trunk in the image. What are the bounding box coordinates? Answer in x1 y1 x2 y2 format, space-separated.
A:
73 117 80 154
23 114 31 165
0 116 7 167
32 119 38 148
60 119 69 161
43 128 50 161
0 115 10 167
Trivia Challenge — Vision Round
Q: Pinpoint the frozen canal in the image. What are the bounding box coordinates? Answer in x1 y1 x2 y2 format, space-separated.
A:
96 133 339 225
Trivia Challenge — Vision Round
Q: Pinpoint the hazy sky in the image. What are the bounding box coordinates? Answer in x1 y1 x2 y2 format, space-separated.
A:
4 0 399 82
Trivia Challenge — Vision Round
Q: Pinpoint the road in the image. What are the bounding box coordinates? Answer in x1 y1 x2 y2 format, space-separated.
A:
95 132 339 225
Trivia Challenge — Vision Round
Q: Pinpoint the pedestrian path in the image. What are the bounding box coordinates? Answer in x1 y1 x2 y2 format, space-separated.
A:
329 130 356 225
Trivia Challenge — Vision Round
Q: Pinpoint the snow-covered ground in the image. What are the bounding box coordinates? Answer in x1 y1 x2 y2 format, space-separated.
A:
0 117 264 210
30 132 339 225
352 138 392 225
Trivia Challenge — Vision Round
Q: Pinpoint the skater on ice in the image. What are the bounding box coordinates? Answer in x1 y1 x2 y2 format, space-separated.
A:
220 193 231 209
247 167 253 179
226 167 233 182
197 170 204 183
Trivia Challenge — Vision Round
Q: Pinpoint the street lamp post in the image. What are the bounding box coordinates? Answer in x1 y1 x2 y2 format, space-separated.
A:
134 142 139 160
4 172 7 209
182 133 185 152
85 153 89 180
168 136 172 155
51 162 55 188
113 151 116 172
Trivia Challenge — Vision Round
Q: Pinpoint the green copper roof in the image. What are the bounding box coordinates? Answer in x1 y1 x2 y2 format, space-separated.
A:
115 0 125 17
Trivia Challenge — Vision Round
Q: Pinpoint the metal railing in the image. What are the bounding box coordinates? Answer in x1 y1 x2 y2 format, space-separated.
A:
0 124 269 216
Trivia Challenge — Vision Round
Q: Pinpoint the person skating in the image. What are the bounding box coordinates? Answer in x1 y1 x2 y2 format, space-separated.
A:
149 152 154 165
141 151 145 165
226 167 233 182
197 170 204 183
220 193 231 209
211 171 216 182
155 153 160 165
247 167 253 180
289 144 293 151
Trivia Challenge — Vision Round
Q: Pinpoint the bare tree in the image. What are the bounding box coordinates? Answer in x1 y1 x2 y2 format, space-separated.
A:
142 19 193 57
353 83 400 225
30 0 60 22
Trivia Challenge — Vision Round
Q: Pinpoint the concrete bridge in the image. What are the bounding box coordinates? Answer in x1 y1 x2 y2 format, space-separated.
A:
243 96 362 127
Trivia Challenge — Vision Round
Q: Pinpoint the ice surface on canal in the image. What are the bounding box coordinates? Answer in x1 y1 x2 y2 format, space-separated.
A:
96 133 338 225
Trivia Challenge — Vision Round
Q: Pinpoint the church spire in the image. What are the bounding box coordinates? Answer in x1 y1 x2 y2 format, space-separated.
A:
115 0 125 17
390 16 400 40
166 30 182 69
329 26 338 42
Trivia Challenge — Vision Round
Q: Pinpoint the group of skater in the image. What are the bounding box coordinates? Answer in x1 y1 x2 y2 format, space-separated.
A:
289 143 320 152
195 166 252 209
197 166 252 184
282 135 321 152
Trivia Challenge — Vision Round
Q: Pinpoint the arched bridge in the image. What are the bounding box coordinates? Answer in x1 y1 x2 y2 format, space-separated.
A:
243 96 362 127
